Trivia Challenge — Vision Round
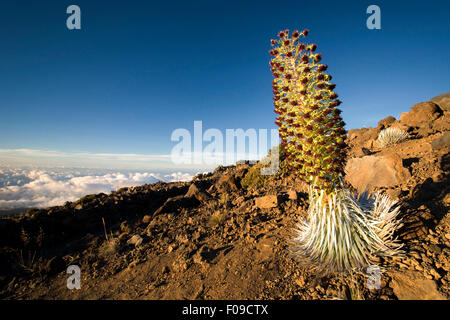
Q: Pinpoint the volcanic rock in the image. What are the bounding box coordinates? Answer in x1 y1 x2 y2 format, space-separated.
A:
431 92 450 112
185 183 210 202
400 102 442 127
254 195 279 209
153 195 199 216
377 116 396 130
345 153 411 192
431 131 450 151
389 270 446 300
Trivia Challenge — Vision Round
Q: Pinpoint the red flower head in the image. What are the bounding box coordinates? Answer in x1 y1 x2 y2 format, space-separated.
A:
270 39 276 46
301 77 309 84
298 43 306 51
302 29 309 37
292 30 300 38
330 92 338 99
286 52 293 57
284 40 290 46
278 31 285 38
301 55 309 63
318 64 328 72
314 116 324 123
314 53 322 63
310 44 317 52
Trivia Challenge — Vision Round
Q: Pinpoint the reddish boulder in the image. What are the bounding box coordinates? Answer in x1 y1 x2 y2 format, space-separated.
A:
345 153 411 192
389 270 446 300
377 116 396 130
430 93 450 112
185 183 210 202
431 131 450 151
254 195 279 209
400 102 441 127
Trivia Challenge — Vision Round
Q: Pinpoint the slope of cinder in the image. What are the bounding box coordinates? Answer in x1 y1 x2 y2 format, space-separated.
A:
0 97 449 300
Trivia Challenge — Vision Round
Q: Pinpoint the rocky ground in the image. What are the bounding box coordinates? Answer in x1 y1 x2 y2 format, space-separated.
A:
0 94 449 300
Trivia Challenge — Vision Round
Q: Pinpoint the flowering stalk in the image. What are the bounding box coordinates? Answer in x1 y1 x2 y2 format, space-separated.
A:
270 29 346 195
270 29 403 274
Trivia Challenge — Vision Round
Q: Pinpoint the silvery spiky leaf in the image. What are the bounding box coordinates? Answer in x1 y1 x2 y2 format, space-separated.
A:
291 186 404 274
376 127 408 148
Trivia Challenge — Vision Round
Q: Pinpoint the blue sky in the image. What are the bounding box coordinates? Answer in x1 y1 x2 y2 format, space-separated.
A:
0 0 449 169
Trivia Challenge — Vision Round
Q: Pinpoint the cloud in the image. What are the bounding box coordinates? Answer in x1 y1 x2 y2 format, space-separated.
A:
0 148 265 170
0 168 193 210
0 148 176 169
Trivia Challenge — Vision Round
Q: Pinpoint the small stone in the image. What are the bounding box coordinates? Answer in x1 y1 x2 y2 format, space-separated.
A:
423 272 433 280
295 276 305 287
287 190 298 201
429 267 441 280
161 266 169 274
142 215 152 224
254 195 279 209
386 189 401 200
127 234 143 247
120 221 131 234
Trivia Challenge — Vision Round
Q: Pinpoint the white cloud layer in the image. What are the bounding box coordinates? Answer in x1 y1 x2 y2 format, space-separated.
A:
0 168 194 210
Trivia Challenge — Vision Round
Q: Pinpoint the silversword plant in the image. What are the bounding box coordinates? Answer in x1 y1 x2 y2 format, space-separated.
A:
376 127 408 148
270 29 404 274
